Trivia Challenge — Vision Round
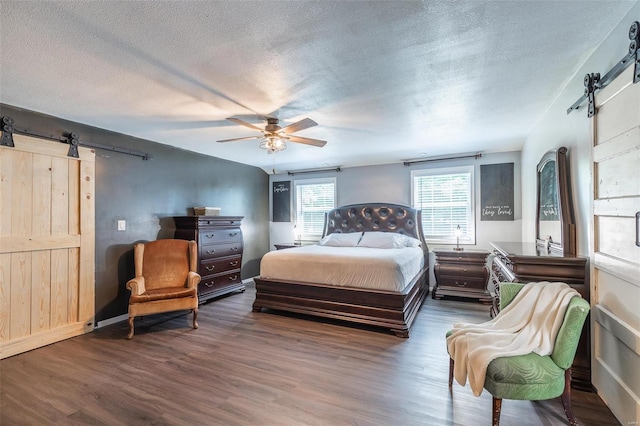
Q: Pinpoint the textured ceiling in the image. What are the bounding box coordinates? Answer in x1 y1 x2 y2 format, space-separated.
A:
0 1 636 172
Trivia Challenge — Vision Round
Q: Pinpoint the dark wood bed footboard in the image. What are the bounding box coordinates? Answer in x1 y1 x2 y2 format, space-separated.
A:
253 266 429 338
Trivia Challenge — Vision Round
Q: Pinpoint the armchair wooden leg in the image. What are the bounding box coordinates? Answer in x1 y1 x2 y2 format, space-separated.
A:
492 397 502 426
448 358 454 391
561 369 578 426
192 307 199 329
127 316 135 340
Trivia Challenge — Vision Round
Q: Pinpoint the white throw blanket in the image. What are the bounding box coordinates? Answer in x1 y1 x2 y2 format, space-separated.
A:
446 281 579 396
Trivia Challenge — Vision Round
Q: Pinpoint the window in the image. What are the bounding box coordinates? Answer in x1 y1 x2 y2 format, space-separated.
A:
412 166 475 244
294 178 336 241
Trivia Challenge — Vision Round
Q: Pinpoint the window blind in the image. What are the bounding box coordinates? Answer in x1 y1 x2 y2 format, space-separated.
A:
413 170 473 243
295 181 335 240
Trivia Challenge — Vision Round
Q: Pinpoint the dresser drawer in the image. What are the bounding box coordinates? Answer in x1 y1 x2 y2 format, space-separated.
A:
199 228 242 245
199 271 242 296
199 255 241 276
200 242 243 260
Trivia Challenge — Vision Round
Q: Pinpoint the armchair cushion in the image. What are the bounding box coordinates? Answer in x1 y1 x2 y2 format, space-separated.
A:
129 286 197 304
484 353 565 400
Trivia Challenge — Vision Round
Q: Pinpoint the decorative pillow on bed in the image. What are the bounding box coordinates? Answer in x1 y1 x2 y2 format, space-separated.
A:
317 232 363 247
357 231 422 249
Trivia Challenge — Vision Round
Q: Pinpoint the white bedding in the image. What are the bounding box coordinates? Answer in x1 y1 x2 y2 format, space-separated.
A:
259 245 425 292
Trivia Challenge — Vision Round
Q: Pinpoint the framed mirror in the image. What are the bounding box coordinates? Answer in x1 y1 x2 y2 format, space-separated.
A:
535 147 576 255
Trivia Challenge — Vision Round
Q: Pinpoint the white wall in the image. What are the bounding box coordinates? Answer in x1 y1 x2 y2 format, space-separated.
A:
268 151 522 254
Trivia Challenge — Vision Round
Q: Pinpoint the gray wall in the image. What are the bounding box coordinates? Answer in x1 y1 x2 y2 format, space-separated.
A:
269 151 522 252
1 104 269 324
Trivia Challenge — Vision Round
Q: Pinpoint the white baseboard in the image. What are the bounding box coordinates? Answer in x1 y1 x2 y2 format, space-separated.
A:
95 313 128 329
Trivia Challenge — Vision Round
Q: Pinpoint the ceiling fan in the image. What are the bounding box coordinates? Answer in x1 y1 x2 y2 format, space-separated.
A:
217 117 327 153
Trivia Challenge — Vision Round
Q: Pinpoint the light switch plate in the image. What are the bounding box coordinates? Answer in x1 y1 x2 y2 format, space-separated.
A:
117 220 126 231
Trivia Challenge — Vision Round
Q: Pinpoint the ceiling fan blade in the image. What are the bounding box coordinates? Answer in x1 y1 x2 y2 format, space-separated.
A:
279 118 318 134
217 136 262 143
226 117 265 132
287 135 327 147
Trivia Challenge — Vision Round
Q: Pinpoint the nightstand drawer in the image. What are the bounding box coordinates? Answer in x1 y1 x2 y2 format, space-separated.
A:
435 264 485 278
437 275 486 290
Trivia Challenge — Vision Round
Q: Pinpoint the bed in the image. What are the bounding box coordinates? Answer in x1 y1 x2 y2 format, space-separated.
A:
253 203 430 337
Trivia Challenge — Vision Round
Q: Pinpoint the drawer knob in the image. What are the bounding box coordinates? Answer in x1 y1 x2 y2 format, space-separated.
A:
230 275 238 281
230 261 238 266
205 265 215 272
231 246 239 251
205 233 215 238
454 281 468 287
204 281 214 287
206 249 216 255
229 232 238 237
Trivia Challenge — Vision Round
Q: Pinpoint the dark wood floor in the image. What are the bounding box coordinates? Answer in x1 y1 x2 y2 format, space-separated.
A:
1 281 619 425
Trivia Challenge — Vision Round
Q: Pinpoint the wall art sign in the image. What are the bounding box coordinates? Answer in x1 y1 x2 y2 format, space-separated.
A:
272 181 291 222
480 163 514 221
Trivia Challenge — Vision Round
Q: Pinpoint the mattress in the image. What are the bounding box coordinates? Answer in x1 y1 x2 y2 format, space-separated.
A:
259 245 425 292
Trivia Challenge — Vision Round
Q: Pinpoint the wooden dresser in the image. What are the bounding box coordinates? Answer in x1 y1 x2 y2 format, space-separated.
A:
433 249 491 303
174 216 245 303
490 241 591 390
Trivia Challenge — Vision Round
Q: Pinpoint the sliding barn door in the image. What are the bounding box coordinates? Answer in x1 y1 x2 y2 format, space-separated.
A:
0 134 95 359
591 65 640 424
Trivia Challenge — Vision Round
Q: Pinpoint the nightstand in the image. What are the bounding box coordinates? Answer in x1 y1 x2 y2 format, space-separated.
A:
433 249 492 303
274 243 301 250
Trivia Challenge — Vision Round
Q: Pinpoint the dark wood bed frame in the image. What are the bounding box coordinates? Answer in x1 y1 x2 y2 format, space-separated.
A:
253 203 430 337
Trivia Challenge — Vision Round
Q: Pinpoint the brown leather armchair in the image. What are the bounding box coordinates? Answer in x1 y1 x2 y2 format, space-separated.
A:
126 239 200 339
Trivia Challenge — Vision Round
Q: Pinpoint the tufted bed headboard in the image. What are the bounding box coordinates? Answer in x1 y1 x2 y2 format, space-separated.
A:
322 203 429 253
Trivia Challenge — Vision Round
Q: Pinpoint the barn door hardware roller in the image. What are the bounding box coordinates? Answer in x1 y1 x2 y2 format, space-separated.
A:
1 116 15 147
567 21 640 117
65 132 80 158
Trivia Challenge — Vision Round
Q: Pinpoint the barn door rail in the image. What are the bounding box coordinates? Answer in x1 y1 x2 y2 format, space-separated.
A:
0 115 152 160
567 21 640 117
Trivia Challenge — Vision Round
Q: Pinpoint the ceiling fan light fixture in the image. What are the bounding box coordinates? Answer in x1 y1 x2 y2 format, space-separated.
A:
259 135 287 154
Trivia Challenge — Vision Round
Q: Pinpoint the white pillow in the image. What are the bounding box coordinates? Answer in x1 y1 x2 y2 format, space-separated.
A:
317 232 363 247
357 232 422 249
396 234 422 248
